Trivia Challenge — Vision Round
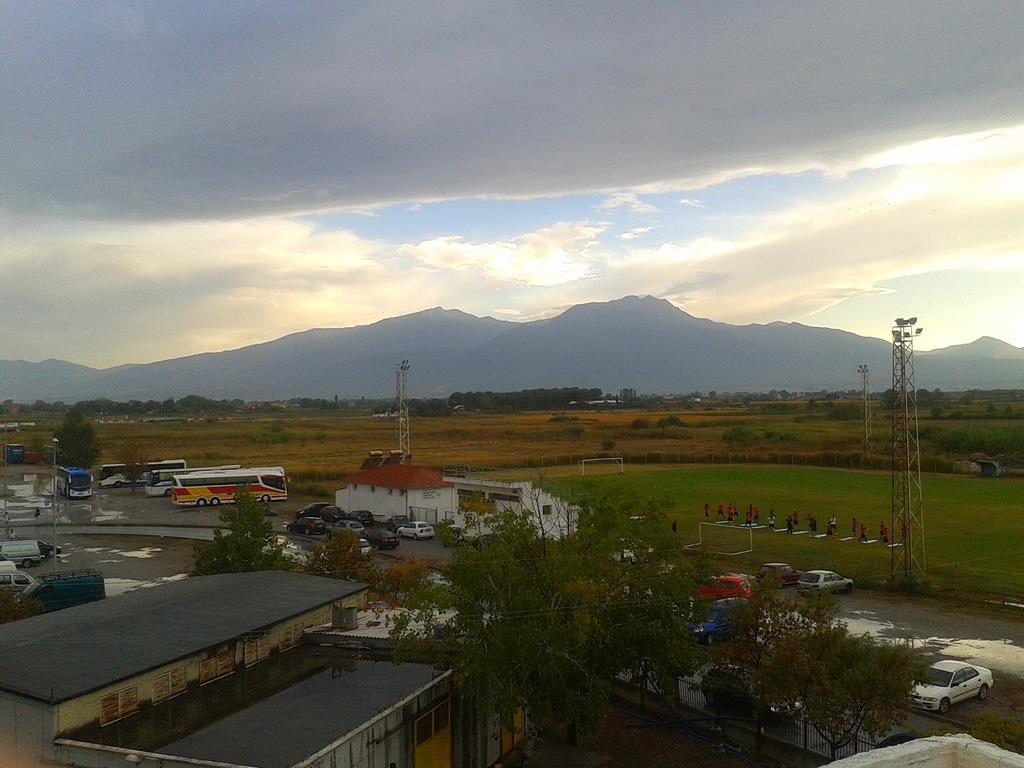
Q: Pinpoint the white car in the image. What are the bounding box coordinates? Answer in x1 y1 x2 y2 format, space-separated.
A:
912 660 993 713
397 521 435 540
358 537 372 556
796 570 853 595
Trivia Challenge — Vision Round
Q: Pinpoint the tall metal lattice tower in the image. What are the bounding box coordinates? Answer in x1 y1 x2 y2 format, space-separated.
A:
396 360 411 462
890 318 925 581
857 364 871 457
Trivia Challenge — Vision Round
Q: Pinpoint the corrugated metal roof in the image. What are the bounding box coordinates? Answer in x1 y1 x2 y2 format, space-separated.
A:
0 571 366 703
341 464 452 490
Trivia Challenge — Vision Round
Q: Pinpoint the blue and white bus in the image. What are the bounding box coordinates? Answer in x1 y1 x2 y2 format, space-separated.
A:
56 466 93 498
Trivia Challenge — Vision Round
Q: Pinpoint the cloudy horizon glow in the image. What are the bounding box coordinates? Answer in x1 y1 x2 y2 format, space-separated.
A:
2 2 1023 368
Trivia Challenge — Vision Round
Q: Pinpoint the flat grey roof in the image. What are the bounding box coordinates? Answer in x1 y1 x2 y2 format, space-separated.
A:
0 571 366 703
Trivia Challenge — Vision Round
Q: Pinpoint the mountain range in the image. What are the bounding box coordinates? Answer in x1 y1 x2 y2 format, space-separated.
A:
1 296 1022 401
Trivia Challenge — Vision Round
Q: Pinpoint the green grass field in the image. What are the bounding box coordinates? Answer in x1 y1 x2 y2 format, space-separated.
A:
574 465 1024 598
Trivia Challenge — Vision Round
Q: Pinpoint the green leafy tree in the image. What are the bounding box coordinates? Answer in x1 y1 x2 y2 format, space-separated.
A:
120 439 151 494
785 600 925 760
307 529 377 582
192 489 290 575
710 580 834 758
53 410 100 468
396 486 707 745
0 591 43 624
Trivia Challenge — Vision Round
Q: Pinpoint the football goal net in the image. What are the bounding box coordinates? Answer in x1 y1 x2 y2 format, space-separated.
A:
579 457 625 475
683 522 754 556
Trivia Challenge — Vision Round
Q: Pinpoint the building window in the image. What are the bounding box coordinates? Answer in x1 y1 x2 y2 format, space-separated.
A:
387 488 393 495
414 698 451 747
152 665 188 704
99 686 139 726
199 647 235 685
542 504 552 516
371 486 376 493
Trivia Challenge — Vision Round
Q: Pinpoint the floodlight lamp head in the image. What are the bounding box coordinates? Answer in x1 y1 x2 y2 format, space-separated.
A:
907 317 917 325
895 317 907 326
916 328 924 335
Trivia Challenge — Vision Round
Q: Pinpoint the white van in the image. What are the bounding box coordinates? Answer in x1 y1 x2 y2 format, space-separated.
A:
0 540 43 568
0 569 36 594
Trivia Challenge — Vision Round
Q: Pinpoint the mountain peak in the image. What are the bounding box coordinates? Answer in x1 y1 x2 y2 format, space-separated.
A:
926 336 1024 359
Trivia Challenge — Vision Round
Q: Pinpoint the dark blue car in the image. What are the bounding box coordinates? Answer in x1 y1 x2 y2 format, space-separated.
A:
689 598 748 645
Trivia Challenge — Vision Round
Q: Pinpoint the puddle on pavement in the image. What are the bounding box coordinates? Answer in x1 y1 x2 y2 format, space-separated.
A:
842 610 1024 678
105 573 188 597
80 546 162 558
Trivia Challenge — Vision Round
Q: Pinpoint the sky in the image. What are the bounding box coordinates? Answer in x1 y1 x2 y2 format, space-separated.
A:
2 1 1023 368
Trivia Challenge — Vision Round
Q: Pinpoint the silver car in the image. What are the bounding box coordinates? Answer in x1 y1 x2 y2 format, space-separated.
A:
796 569 853 595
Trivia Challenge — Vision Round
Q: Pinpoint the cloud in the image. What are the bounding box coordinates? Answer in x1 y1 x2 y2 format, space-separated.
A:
618 226 656 241
598 193 660 215
4 3 1022 220
678 198 706 208
398 222 604 288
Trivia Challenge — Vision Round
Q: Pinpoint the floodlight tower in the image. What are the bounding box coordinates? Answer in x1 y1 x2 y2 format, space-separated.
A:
857 364 871 457
890 318 926 582
396 360 410 463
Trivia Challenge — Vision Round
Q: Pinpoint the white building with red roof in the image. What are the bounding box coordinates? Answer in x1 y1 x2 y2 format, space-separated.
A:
335 465 455 524
336 464 576 538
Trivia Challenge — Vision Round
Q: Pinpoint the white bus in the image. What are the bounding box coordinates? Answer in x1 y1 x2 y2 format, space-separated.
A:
146 463 239 497
56 466 93 498
170 467 287 507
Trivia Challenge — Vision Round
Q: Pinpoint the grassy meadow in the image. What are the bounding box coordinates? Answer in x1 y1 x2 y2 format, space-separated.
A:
10 402 1022 598
572 465 1024 599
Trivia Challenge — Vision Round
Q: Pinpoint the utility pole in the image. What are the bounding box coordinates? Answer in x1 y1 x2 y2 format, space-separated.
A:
2 422 8 539
52 437 59 575
396 360 410 463
890 318 925 583
857 364 871 458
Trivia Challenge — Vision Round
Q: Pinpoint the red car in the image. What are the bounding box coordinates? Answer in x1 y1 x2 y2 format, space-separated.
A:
699 575 753 600
757 563 802 586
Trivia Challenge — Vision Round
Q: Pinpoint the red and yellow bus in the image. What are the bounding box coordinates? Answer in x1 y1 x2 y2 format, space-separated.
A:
170 466 287 507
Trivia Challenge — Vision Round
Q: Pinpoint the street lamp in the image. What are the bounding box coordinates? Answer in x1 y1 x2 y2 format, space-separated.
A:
52 438 58 574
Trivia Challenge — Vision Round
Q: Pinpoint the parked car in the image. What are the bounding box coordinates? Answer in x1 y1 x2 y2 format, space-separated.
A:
334 519 365 534
286 517 328 536
293 503 344 524
348 509 375 526
911 661 993 713
796 569 853 595
701 664 803 719
688 598 748 645
386 515 412 532
757 562 802 586
397 521 435 540
363 528 400 550
35 540 62 559
699 575 753 600
0 540 43 568
19 570 106 612
0 568 36 594
358 538 372 556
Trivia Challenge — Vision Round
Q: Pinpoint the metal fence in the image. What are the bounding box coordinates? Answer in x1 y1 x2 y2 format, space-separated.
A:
620 671 878 762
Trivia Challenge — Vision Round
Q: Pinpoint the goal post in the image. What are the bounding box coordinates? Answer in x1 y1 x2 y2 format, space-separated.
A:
579 457 625 475
684 522 754 556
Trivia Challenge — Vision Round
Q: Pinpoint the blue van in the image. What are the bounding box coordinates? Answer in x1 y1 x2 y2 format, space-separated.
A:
19 570 106 612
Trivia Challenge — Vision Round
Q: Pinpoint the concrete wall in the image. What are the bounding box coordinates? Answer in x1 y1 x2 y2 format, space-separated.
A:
826 734 1024 767
55 739 251 768
0 691 56 768
444 477 576 540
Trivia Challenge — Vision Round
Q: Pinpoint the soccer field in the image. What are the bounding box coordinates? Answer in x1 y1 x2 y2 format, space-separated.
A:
574 465 1024 598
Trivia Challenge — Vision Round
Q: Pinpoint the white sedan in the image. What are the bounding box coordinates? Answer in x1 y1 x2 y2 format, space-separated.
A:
911 660 993 713
397 521 435 540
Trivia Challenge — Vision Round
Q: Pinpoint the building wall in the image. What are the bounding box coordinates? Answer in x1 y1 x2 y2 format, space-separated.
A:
444 478 576 539
336 484 455 523
0 690 57 768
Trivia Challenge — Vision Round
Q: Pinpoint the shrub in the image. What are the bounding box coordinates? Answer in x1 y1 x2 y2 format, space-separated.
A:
722 425 757 444
656 415 682 428
630 418 650 429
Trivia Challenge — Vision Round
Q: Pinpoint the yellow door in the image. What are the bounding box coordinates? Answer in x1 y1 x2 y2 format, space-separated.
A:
414 699 451 768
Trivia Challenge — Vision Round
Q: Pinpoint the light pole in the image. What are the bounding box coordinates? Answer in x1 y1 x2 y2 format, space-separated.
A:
2 422 8 539
52 437 58 574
